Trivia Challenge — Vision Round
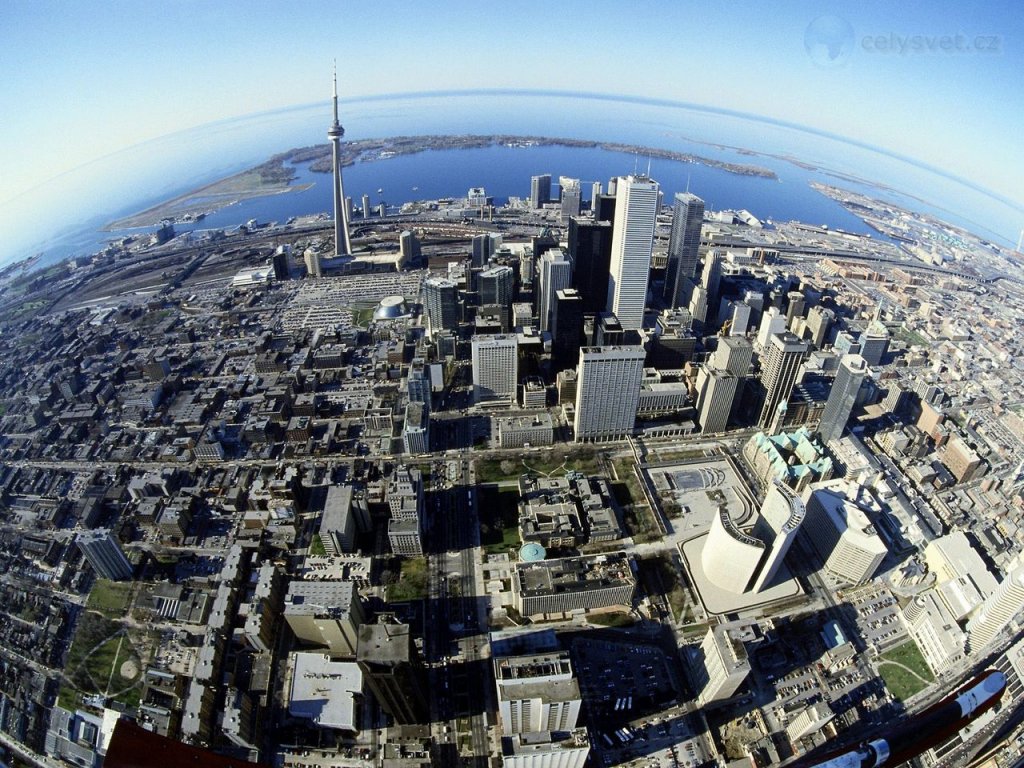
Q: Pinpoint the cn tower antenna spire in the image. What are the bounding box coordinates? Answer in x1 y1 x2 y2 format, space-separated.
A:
327 62 352 256
332 59 339 125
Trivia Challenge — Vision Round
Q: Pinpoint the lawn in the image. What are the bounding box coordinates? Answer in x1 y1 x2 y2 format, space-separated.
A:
475 451 602 484
351 306 377 326
652 447 707 462
309 534 327 556
479 486 522 555
587 612 635 627
62 612 145 711
877 640 934 701
895 326 930 348
87 579 134 619
611 459 661 543
387 556 429 602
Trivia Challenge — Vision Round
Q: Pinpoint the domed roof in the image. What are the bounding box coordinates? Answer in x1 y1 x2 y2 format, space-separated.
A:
373 295 408 320
519 542 546 562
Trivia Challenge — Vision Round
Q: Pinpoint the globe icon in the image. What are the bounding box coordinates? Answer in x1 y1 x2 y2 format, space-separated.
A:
804 15 855 68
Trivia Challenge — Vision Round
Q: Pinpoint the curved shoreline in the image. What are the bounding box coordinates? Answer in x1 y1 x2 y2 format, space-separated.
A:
104 133 777 230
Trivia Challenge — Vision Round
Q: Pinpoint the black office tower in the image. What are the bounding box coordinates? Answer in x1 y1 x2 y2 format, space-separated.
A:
551 288 585 373
594 193 617 224
567 217 613 314
357 621 429 724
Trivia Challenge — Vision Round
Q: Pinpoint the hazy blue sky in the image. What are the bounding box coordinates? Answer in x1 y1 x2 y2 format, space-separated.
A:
0 1 1020 224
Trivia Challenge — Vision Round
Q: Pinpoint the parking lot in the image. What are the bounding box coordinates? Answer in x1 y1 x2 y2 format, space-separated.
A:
845 586 904 650
572 637 679 723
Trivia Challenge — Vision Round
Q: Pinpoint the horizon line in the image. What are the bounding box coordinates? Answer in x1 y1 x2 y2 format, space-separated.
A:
7 88 1022 218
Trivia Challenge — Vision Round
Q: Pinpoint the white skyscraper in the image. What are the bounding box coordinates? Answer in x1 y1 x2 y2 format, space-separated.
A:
494 652 582 735
756 307 788 350
607 175 660 330
538 248 572 333
696 365 739 434
748 480 805 592
573 346 646 441
803 481 887 585
695 626 751 705
969 565 1024 651
472 335 518 405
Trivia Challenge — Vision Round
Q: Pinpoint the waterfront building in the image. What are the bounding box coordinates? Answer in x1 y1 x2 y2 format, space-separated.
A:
530 174 551 209
558 177 581 222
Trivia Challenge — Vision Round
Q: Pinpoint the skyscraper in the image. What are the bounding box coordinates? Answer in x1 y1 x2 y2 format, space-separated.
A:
594 193 616 223
494 652 582 734
76 529 133 581
567 217 613 313
696 365 739 434
357 620 429 724
694 626 751 705
398 230 419 265
860 319 890 366
786 291 806 325
756 307 788 349
471 233 491 269
472 334 518 404
757 332 808 430
607 175 659 330
748 481 805 592
422 277 459 334
664 192 705 308
538 248 572 333
713 336 754 377
817 354 867 444
304 250 322 279
968 565 1024 650
559 177 581 222
272 246 290 280
530 174 551 209
700 249 723 316
573 346 645 441
406 357 431 413
479 265 515 309
327 66 352 256
551 288 585 373
806 305 835 349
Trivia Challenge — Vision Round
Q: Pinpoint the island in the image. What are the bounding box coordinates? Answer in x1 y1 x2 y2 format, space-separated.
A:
104 133 777 229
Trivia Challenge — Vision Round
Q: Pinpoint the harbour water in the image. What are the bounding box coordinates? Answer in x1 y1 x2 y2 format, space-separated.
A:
9 91 1022 268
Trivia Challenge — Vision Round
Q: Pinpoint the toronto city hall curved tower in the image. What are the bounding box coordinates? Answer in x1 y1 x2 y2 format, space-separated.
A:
328 65 353 256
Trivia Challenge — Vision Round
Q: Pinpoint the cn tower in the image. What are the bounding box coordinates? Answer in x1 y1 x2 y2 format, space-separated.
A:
328 64 353 256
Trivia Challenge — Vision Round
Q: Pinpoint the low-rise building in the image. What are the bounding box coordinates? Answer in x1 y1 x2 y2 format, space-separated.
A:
512 553 635 618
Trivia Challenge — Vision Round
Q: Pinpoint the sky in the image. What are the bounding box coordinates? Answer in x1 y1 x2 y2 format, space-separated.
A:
0 0 1021 252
